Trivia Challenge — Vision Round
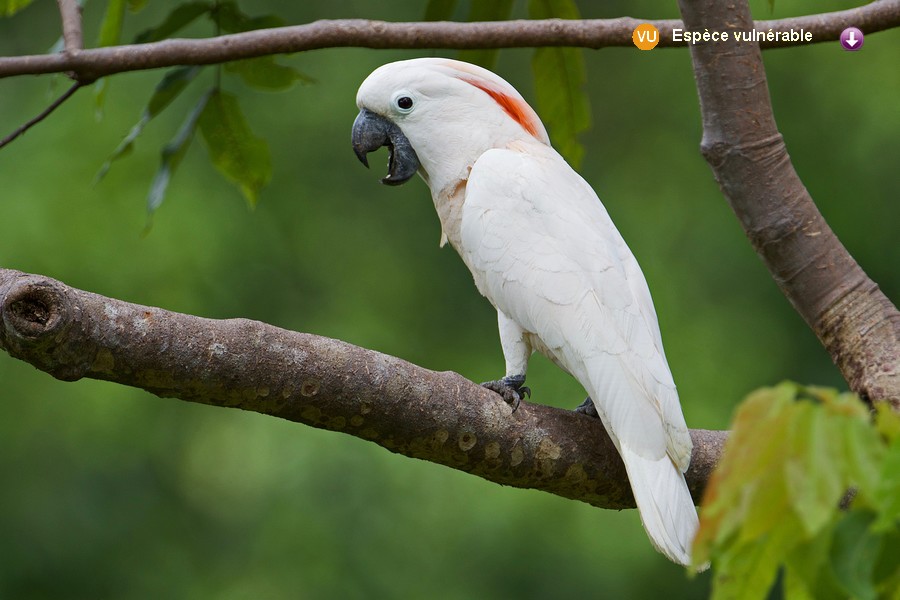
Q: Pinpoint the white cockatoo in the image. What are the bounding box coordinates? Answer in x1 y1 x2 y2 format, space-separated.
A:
351 58 698 566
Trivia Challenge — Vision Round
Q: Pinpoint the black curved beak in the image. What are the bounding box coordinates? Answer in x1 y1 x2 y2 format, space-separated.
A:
352 109 420 186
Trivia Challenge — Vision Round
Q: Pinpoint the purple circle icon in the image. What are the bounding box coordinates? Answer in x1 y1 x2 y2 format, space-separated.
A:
840 27 864 51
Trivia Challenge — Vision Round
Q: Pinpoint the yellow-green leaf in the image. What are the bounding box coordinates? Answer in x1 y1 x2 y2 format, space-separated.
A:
198 90 271 207
876 402 900 441
873 438 900 530
785 403 844 536
695 382 890 598
694 384 792 561
0 0 32 17
712 515 802 600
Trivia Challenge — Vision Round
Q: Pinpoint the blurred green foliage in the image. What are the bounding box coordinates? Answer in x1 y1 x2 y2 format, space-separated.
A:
696 384 900 598
528 0 590 167
0 0 897 598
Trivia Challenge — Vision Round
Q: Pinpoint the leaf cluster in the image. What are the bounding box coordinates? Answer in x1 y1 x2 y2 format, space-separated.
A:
92 1 311 217
5 0 592 216
695 383 900 599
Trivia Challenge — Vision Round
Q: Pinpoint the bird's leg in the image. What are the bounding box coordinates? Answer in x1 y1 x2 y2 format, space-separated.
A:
575 396 600 418
483 310 533 411
481 374 531 411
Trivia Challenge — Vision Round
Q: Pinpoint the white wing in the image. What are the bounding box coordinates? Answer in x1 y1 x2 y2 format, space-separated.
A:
460 144 690 466
459 144 696 564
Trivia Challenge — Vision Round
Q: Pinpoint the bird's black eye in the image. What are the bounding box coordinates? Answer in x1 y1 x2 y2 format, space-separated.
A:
397 96 413 110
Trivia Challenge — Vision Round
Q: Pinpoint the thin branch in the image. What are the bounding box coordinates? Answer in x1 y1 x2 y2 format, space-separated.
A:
676 0 900 406
56 0 83 54
0 268 727 510
2 1 899 79
0 82 83 150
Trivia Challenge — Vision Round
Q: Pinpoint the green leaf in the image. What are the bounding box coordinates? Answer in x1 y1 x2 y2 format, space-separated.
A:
424 0 457 21
712 515 801 600
784 523 845 600
876 402 900 441
93 77 109 120
873 527 900 596
206 2 311 92
0 0 33 17
98 0 127 47
210 1 283 33
873 438 900 530
147 90 212 216
128 0 148 11
785 403 844 536
830 510 881 600
96 66 202 182
530 45 590 168
528 0 590 168
731 391 797 543
695 382 894 597
840 405 884 495
146 66 203 116
198 90 271 207
134 1 211 44
457 0 514 70
225 57 314 91
94 0 128 115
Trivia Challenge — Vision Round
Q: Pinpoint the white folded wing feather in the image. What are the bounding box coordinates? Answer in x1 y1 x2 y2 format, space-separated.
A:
459 144 696 565
460 145 691 468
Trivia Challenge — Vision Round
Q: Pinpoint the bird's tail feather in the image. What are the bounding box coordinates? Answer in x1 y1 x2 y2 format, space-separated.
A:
619 444 699 567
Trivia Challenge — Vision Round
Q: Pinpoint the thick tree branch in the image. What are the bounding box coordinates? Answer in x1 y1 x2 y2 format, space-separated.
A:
2 1 899 79
677 0 900 407
0 268 726 510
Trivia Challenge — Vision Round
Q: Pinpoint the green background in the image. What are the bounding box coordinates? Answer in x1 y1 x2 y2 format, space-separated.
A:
1 0 897 597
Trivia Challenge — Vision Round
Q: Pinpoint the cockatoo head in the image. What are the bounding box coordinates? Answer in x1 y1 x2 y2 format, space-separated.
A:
352 58 550 193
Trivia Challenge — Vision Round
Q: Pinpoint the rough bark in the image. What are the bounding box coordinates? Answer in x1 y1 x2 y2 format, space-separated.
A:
0 268 726 510
677 0 900 407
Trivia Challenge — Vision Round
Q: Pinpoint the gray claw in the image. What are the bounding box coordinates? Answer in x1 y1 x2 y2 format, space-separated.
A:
481 375 530 411
574 396 599 418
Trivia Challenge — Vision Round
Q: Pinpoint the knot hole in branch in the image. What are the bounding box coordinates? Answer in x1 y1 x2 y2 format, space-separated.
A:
2 280 67 341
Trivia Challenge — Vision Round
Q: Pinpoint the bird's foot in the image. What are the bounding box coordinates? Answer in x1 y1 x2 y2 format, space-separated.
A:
574 396 600 419
481 374 531 411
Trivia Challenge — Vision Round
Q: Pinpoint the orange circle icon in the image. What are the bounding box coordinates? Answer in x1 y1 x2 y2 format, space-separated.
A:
632 23 660 51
